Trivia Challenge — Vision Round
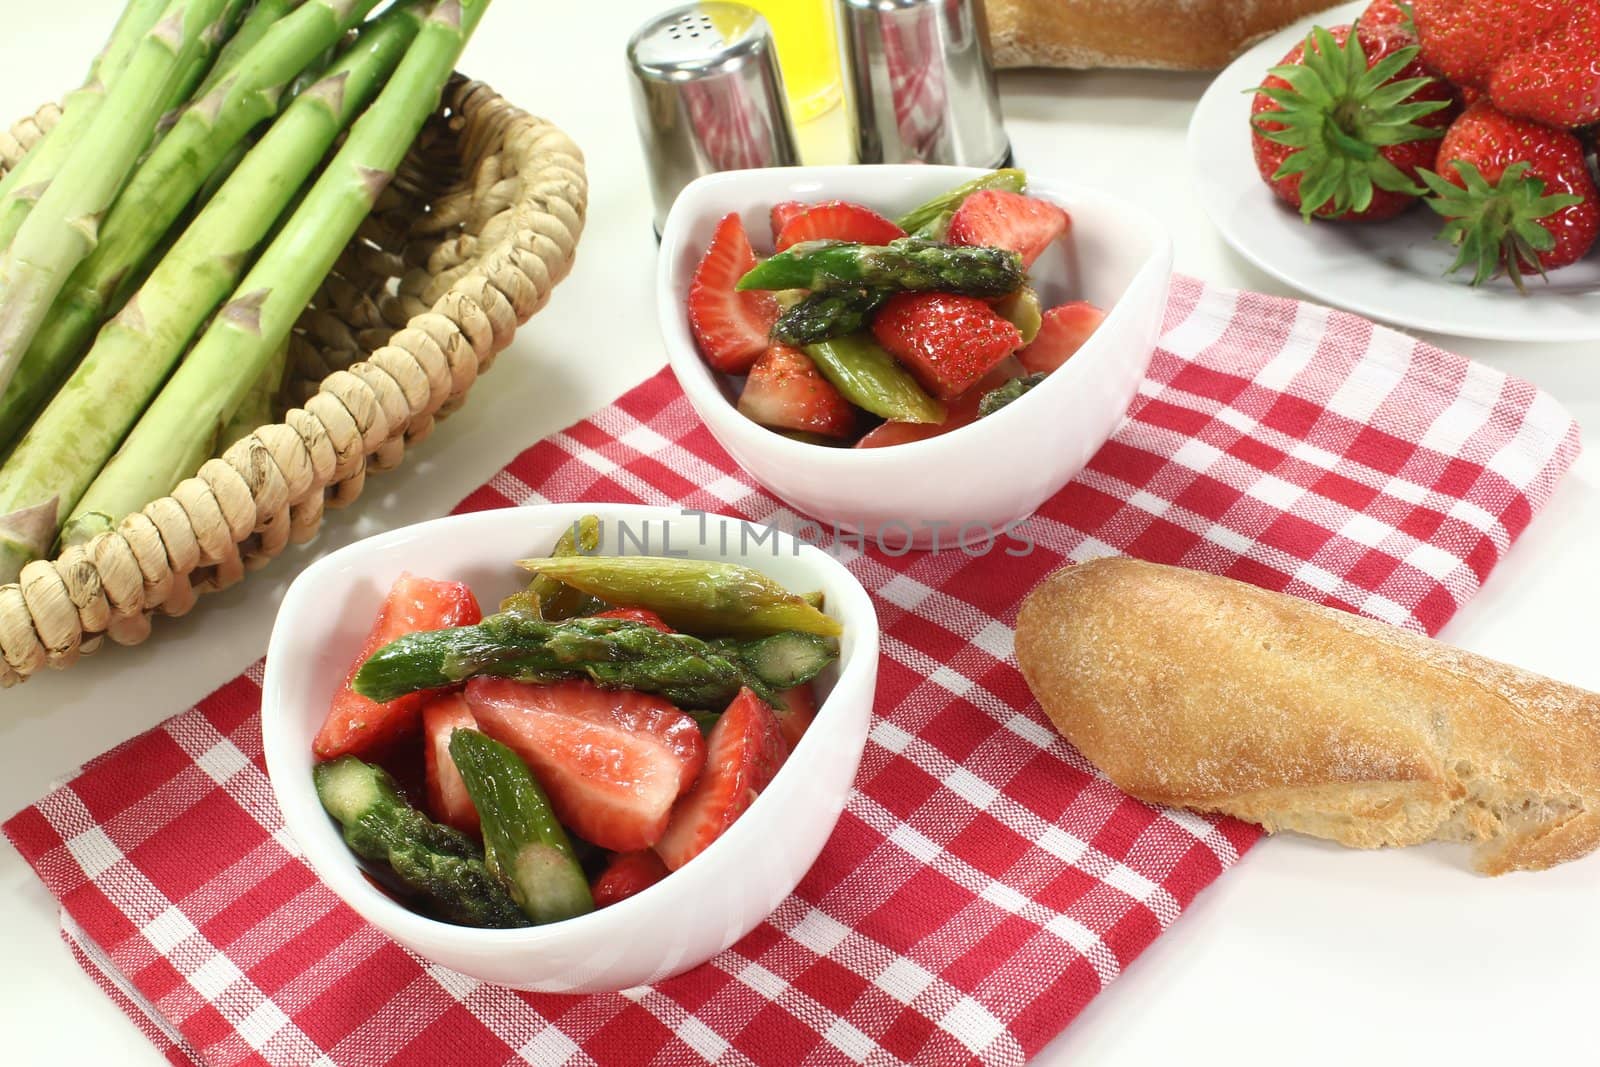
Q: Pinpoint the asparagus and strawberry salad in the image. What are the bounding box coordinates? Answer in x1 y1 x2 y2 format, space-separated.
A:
311 518 841 928
0 0 498 584
687 170 1108 449
1249 0 1599 290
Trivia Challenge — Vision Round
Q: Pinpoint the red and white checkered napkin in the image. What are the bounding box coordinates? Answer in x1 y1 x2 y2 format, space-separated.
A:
5 276 1581 1066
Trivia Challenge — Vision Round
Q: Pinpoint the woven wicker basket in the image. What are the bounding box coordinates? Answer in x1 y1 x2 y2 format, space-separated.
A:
0 77 587 686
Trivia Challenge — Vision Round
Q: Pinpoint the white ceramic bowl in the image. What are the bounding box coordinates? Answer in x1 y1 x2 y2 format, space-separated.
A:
262 504 879 992
659 165 1174 548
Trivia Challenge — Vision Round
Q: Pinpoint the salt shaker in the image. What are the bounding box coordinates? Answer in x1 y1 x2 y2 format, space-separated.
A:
835 0 1011 168
626 3 801 235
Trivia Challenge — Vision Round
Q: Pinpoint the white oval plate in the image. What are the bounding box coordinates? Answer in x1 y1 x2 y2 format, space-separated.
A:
1187 0 1600 342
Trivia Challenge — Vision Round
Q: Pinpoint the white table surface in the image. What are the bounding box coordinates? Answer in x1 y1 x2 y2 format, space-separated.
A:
3 4 1597 1065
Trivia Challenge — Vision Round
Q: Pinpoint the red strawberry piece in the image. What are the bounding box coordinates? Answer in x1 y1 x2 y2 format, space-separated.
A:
770 201 807 245
737 344 857 438
854 359 1022 449
1250 23 1457 221
654 688 789 871
773 683 818 751
422 694 481 836
593 606 674 633
775 200 905 252
688 213 779 375
946 190 1069 267
314 574 483 761
1412 0 1599 127
870 292 1022 401
1016 301 1107 374
591 850 670 908
1423 100 1600 287
466 678 706 852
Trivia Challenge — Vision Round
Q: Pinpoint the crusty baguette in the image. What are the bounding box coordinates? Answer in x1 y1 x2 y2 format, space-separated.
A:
986 0 1339 70
1014 558 1600 874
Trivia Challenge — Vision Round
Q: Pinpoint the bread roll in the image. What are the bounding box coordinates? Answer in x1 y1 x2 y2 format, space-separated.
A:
986 0 1339 70
1014 558 1600 874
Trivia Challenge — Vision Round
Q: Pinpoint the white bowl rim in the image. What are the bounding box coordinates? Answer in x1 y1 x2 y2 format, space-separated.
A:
261 503 880 950
657 164 1174 466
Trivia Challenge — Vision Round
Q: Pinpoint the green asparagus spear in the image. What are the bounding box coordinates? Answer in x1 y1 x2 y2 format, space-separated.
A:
995 287 1042 345
0 0 246 397
894 168 1028 238
502 514 605 619
737 238 1024 298
0 0 394 459
771 288 891 347
0 0 169 250
517 555 842 637
64 0 494 545
354 614 765 708
448 729 593 924
314 756 530 929
196 0 308 97
716 632 837 692
803 335 946 424
0 12 424 580
977 372 1048 417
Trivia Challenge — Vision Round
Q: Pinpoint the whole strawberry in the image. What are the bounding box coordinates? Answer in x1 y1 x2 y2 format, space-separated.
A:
1412 0 1600 129
1251 20 1456 221
1421 101 1599 288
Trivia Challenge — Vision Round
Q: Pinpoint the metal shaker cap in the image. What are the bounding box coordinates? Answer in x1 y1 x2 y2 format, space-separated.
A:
627 3 800 234
836 0 1010 168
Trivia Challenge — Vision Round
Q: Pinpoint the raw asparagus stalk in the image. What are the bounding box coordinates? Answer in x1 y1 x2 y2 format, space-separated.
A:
65 0 494 542
771 288 890 347
977 372 1047 417
516 555 843 637
803 335 946 424
502 514 606 618
196 0 309 97
0 0 392 453
0 0 243 397
354 614 764 709
894 168 1027 238
737 238 1025 297
0 12 423 581
0 0 170 249
217 337 290 453
314 755 530 928
448 729 593 924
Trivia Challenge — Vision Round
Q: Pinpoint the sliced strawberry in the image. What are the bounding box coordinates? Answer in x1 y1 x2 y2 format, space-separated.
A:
770 201 808 245
314 575 483 761
688 213 779 374
855 359 1023 448
655 688 789 871
773 683 818 750
775 200 905 252
422 694 481 836
591 849 670 908
946 190 1069 267
593 606 674 633
738 344 857 438
870 292 1022 401
1016 301 1107 374
466 678 706 851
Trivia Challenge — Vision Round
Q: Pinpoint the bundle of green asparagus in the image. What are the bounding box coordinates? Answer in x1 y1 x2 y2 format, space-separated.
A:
0 0 497 583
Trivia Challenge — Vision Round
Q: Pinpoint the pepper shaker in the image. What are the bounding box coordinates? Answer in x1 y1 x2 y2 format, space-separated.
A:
835 0 1011 168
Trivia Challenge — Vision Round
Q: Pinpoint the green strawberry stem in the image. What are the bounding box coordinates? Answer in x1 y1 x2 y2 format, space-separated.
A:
1251 24 1450 220
1419 161 1584 292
